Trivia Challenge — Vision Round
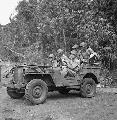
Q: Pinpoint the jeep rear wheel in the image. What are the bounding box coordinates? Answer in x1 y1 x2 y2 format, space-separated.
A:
80 78 96 98
7 87 25 99
25 79 48 105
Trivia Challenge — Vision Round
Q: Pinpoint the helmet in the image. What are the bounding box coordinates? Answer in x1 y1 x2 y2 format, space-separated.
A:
80 42 87 47
71 50 77 55
72 44 78 49
57 49 63 54
103 47 112 51
69 54 75 59
49 54 54 58
87 47 94 54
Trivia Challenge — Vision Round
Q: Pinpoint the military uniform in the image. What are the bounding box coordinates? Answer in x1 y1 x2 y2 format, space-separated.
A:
69 50 80 72
85 46 99 64
71 44 81 60
56 49 67 74
48 54 59 68
57 49 74 77
78 42 90 63
89 51 99 65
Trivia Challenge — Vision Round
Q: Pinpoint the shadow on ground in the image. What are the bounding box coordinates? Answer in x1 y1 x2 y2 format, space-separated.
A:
47 91 81 100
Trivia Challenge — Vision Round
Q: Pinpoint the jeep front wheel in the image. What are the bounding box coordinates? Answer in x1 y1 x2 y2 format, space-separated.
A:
7 87 25 99
25 79 48 105
80 78 96 98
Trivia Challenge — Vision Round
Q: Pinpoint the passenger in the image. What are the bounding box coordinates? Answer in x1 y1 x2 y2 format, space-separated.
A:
86 47 99 65
86 46 95 54
72 44 81 59
79 42 89 63
57 49 70 66
57 49 72 77
69 50 81 72
48 54 59 68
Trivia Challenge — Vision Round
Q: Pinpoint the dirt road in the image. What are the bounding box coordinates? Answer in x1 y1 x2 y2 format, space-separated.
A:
1 87 117 120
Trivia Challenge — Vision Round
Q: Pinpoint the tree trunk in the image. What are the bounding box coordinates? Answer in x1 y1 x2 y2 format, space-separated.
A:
54 33 58 50
63 29 66 54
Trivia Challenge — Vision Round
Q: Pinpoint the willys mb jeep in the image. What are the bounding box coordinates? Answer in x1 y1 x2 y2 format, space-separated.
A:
6 64 101 105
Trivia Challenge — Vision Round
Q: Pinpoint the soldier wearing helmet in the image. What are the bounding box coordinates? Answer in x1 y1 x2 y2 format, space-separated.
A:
69 50 77 59
48 54 54 66
57 49 70 66
48 53 59 68
87 47 99 65
79 42 89 63
49 54 54 58
80 42 87 48
72 44 81 60
57 48 72 77
69 50 80 72
57 49 64 54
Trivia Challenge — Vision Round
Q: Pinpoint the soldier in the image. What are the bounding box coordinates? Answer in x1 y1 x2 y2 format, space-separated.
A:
57 49 70 66
79 42 89 63
57 49 71 77
48 54 54 67
48 54 58 68
72 44 81 59
69 50 77 59
69 50 81 72
87 48 100 65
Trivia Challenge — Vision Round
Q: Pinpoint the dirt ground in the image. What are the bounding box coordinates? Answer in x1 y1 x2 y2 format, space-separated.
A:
0 87 117 120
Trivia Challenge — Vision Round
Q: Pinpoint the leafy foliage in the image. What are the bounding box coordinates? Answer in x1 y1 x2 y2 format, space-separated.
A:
0 0 117 70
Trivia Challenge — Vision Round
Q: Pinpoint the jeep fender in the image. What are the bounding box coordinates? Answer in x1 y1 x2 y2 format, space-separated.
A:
24 73 55 87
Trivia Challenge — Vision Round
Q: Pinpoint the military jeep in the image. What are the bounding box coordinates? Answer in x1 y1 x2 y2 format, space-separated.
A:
6 64 101 105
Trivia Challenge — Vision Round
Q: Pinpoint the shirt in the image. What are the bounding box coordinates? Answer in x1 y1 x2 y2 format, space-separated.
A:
86 47 94 54
68 58 80 70
52 60 59 68
61 54 71 66
79 49 89 61
89 52 98 59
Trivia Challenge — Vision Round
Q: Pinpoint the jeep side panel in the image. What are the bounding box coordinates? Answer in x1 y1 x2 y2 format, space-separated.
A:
79 66 101 84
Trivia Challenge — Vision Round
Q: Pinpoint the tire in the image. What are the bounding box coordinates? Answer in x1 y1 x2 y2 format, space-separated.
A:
80 78 96 98
58 88 70 94
25 79 48 105
7 87 25 99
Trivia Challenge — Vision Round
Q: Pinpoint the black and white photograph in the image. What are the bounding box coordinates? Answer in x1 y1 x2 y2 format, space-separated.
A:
1 0 117 120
